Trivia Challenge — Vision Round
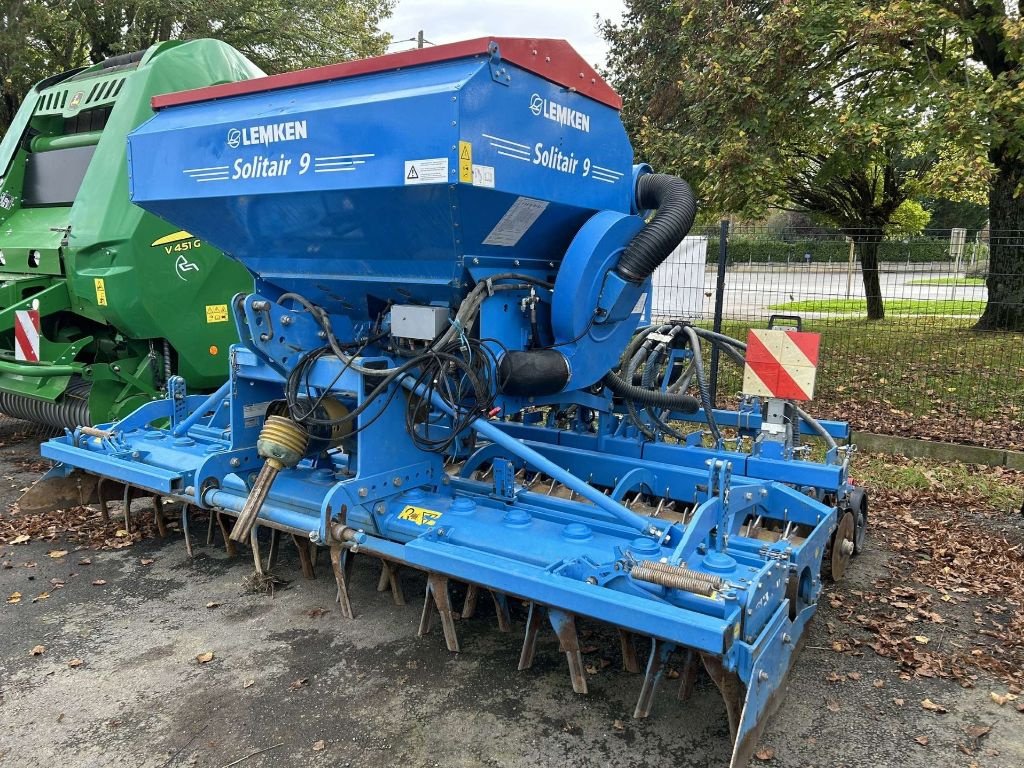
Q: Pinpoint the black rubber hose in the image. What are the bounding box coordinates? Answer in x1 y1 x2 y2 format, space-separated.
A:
616 174 698 284
602 370 700 413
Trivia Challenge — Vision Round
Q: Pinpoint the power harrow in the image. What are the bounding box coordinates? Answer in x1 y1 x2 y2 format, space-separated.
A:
38 37 866 766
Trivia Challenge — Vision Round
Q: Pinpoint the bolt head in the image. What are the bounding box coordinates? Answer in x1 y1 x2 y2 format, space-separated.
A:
358 487 368 497
229 457 241 467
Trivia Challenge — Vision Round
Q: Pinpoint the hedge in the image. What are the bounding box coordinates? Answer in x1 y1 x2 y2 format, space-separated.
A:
705 237 954 264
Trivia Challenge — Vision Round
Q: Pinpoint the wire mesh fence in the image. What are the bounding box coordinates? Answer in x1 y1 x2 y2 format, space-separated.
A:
651 224 1024 450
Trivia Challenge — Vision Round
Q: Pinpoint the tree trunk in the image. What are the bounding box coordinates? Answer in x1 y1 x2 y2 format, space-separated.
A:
975 157 1024 331
855 231 885 320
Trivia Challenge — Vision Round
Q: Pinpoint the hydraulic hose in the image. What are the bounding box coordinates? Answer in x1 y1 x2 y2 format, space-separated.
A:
602 369 700 413
616 174 698 284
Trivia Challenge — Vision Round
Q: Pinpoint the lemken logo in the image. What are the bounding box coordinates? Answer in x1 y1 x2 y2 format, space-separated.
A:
226 120 308 149
528 93 590 133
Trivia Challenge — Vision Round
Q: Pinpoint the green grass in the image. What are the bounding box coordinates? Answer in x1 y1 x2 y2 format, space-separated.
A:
906 277 986 287
768 298 986 315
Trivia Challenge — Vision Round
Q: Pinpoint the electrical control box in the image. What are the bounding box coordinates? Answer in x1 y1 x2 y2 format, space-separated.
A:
391 305 449 341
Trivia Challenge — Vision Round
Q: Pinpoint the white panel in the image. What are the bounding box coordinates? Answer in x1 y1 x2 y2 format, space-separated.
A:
650 236 708 321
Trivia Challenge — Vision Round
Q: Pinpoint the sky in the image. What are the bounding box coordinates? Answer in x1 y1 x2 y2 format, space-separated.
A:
381 1 626 70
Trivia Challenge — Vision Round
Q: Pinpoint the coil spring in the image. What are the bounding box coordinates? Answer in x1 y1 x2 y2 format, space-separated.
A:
631 560 724 597
0 379 92 429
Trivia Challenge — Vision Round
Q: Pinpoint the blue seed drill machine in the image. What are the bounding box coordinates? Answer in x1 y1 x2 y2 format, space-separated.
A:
39 38 866 766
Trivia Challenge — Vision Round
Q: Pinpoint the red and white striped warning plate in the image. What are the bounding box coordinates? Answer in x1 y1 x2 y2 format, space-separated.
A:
742 329 820 401
14 308 41 362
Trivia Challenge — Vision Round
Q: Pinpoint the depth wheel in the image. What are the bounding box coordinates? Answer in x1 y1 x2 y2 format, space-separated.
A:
825 510 855 582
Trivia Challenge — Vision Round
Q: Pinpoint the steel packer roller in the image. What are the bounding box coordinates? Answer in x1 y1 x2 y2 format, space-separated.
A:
39 37 865 766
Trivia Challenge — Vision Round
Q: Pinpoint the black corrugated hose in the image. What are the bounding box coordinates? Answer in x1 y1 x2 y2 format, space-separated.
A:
615 173 698 284
603 172 699 411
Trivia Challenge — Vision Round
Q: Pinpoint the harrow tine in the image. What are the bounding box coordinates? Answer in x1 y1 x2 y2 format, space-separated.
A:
633 638 676 718
548 608 587 694
267 528 281 571
376 559 406 605
330 544 354 619
677 649 699 701
96 477 114 523
461 583 480 619
181 504 194 558
517 602 544 671
152 494 167 537
215 512 237 557
292 533 314 579
249 528 265 575
491 591 512 633
121 485 134 535
618 629 642 674
418 573 460 652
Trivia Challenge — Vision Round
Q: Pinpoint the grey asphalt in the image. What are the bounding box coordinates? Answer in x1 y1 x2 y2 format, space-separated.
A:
655 266 989 321
1 425 1021 768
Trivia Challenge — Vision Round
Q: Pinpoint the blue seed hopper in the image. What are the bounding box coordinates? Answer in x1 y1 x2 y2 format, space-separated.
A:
40 38 864 766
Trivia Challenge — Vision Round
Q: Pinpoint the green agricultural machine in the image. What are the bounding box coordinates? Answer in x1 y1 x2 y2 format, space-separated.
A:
0 39 262 428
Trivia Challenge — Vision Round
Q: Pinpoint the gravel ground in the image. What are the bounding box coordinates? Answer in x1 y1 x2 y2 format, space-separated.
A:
1 419 1022 768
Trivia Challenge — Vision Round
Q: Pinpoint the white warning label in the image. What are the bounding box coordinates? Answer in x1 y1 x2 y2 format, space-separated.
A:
242 400 271 428
404 157 449 185
482 197 549 247
472 164 495 188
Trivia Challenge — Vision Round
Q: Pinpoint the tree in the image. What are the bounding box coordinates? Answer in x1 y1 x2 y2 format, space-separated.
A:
1 0 393 133
603 1 1013 324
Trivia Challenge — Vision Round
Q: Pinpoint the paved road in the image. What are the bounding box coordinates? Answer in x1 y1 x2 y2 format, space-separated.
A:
0 422 1021 768
653 266 989 321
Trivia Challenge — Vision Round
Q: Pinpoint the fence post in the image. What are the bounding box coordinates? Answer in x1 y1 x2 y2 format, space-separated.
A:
709 220 729 406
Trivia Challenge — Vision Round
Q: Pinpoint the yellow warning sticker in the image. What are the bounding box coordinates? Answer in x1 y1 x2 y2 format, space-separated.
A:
398 505 443 527
458 140 473 183
94 278 107 306
205 304 229 323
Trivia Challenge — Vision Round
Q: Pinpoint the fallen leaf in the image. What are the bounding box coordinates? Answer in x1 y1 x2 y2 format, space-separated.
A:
312 740 325 752
612 719 625 732
825 672 842 683
914 735 929 746
91 579 107 586
196 651 214 664
68 658 83 668
990 692 1016 706
48 550 68 559
289 677 309 690
754 746 775 761
10 534 30 545
32 592 49 602
206 601 221 609
243 678 255 689
826 699 841 712
584 664 599 675
921 699 948 713
307 607 328 618
7 591 22 604
873 679 886 688
78 558 91 565
114 529 129 538
30 645 45 656
140 558 155 566
894 698 905 706
965 725 991 740
847 672 862 681
914 635 930 645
